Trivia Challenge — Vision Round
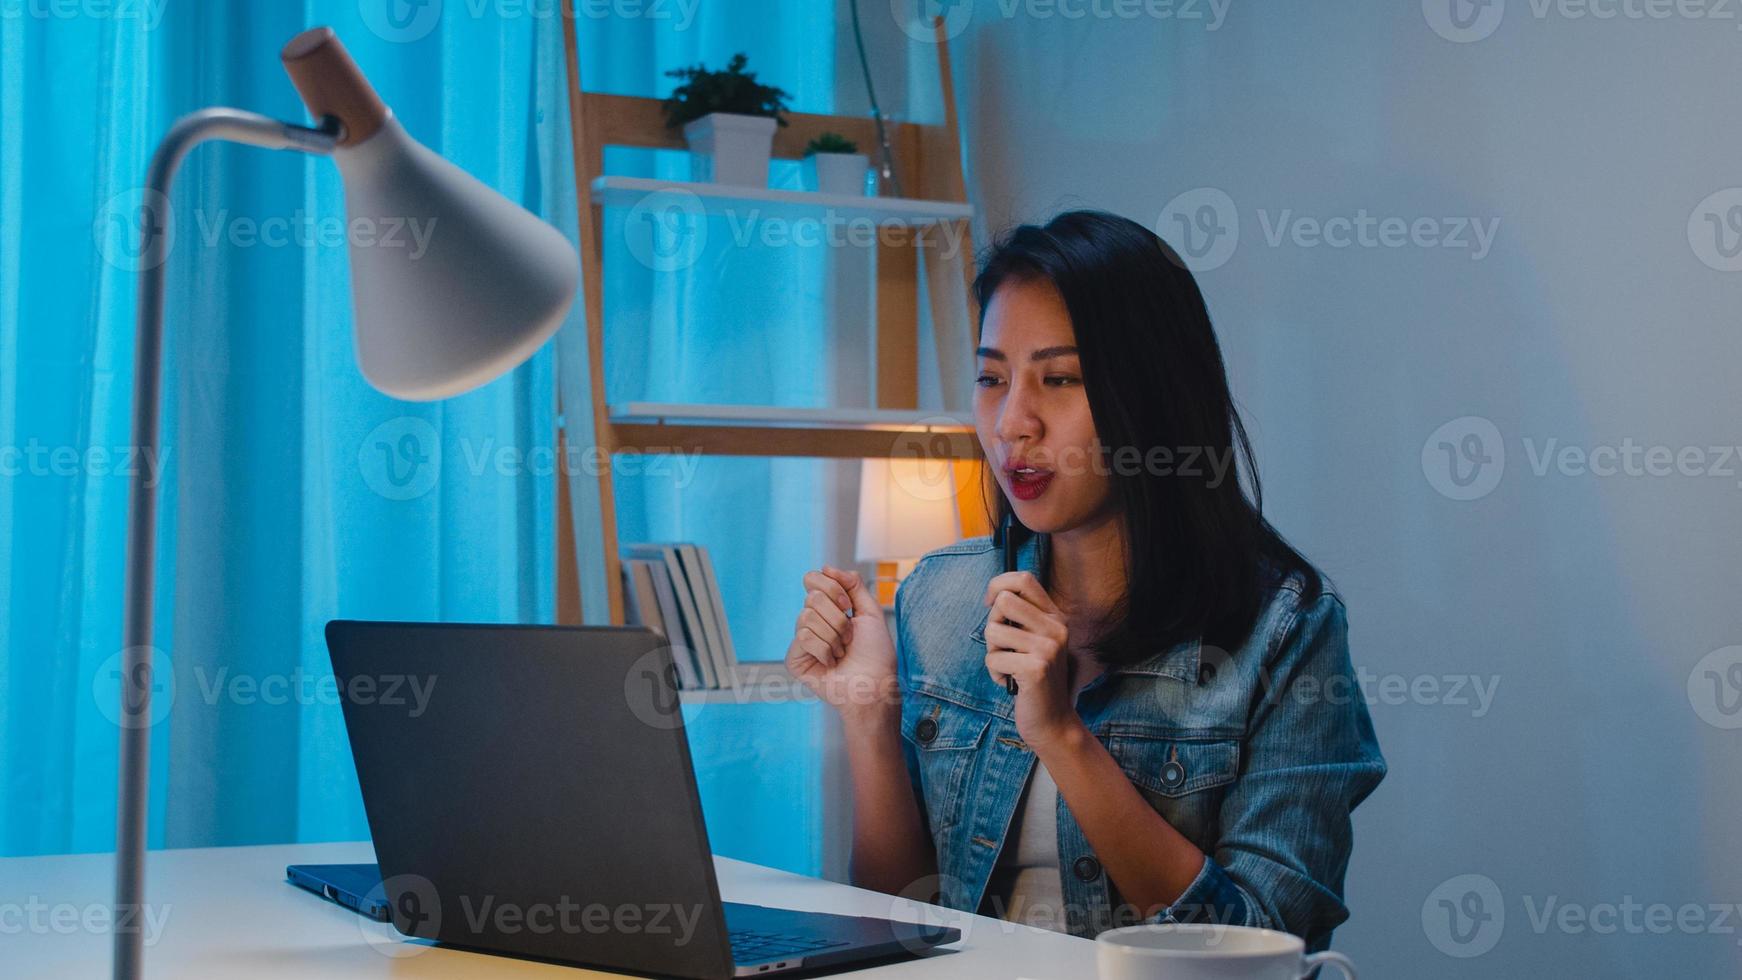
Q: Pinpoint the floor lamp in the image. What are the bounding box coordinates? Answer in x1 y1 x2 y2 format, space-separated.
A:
111 27 579 980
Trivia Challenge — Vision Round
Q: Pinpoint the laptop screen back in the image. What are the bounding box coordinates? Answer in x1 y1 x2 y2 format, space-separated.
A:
324 620 735 980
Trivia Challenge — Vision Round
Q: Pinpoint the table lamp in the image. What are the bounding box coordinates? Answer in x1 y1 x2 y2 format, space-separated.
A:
854 458 962 607
110 27 579 980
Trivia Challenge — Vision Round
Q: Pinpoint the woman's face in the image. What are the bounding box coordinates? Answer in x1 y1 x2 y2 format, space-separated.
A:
974 277 1116 534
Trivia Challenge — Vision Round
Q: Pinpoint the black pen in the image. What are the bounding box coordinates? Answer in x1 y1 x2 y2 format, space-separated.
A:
1000 513 1020 696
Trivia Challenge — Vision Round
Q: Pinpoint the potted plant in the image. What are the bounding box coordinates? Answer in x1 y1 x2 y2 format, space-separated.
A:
801 132 870 197
663 53 791 187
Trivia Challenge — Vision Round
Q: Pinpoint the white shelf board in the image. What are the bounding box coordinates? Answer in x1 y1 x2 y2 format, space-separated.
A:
591 176 973 227
679 661 815 705
610 402 973 431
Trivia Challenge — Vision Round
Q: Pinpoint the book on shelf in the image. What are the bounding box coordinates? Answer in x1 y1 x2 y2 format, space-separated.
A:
675 543 731 687
621 558 702 690
622 547 713 688
694 546 739 679
622 542 739 689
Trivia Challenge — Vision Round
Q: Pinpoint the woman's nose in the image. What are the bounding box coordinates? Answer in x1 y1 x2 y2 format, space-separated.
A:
994 378 1042 444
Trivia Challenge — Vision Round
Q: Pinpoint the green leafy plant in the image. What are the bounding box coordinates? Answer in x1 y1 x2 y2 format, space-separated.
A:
662 53 792 130
804 132 859 156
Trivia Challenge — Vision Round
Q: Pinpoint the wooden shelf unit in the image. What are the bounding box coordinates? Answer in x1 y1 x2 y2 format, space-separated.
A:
555 10 987 627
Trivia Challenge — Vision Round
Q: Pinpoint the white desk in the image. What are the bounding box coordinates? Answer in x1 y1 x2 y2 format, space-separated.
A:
3 842 1095 977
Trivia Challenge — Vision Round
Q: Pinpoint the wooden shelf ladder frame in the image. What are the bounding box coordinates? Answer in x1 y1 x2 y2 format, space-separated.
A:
553 11 988 628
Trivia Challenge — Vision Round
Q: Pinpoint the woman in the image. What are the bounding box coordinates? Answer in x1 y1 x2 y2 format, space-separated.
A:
784 210 1385 949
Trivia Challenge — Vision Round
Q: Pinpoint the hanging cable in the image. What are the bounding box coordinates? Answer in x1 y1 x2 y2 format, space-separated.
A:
849 0 904 197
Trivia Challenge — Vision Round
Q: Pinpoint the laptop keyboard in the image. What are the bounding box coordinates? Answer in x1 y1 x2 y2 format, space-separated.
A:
728 929 851 963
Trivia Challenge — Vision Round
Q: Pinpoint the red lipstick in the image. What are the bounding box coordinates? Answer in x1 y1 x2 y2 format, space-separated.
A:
1004 457 1054 501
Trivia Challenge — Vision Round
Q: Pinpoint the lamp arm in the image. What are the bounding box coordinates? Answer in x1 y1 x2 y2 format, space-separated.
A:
112 107 338 980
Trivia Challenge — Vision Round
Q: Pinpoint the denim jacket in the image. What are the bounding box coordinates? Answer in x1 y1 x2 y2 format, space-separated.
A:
892 532 1386 948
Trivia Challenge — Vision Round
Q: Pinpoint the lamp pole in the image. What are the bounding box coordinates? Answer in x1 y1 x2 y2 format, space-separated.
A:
113 108 340 980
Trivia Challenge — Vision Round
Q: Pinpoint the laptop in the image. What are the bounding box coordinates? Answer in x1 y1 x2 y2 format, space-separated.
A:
299 620 960 978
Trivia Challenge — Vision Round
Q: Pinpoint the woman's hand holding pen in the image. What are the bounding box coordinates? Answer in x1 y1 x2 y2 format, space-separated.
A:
785 565 900 722
982 570 1085 750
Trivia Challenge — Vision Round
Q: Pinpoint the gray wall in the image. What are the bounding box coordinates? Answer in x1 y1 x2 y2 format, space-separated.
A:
890 2 1741 976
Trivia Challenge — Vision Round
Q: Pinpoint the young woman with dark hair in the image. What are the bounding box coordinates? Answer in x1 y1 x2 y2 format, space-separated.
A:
785 210 1385 950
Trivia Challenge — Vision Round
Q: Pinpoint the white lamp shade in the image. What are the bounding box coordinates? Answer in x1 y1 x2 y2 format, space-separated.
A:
332 117 578 400
855 458 962 563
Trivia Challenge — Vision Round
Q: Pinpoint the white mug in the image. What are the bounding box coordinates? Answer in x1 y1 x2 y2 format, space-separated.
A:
1096 923 1356 980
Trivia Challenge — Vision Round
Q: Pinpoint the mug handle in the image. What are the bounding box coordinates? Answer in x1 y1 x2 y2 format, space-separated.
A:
1299 951 1357 980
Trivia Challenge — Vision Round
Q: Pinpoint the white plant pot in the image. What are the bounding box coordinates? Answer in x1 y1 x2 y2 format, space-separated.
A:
681 112 778 187
802 152 870 196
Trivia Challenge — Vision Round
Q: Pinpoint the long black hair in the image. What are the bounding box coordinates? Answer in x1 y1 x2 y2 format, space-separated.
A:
974 210 1321 667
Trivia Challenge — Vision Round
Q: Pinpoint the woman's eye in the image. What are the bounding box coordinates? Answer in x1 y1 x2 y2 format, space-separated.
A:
1044 375 1079 387
974 374 1003 388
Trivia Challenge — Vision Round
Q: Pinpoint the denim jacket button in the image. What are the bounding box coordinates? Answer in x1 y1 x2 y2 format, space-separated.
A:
1072 856 1102 882
915 717 939 744
1161 759 1186 789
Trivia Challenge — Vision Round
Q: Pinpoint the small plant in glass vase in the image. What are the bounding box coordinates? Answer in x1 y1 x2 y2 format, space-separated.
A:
802 132 870 197
663 53 791 187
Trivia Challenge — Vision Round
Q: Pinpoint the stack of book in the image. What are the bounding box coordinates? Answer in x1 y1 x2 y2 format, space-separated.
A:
620 542 739 690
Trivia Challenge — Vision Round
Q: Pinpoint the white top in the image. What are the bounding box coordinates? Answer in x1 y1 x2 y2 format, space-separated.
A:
983 763 1069 934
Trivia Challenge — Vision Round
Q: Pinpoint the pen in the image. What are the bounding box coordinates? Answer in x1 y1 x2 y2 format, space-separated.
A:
1000 513 1020 696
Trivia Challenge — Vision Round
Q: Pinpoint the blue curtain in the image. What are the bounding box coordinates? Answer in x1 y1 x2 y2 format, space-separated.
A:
1 1 847 876
0 5 564 856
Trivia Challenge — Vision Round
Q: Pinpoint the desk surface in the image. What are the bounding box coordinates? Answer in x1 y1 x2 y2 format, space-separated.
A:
3 842 1095 978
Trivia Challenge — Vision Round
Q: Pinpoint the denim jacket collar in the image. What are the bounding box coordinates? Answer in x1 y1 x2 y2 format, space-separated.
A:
1103 638 1203 685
